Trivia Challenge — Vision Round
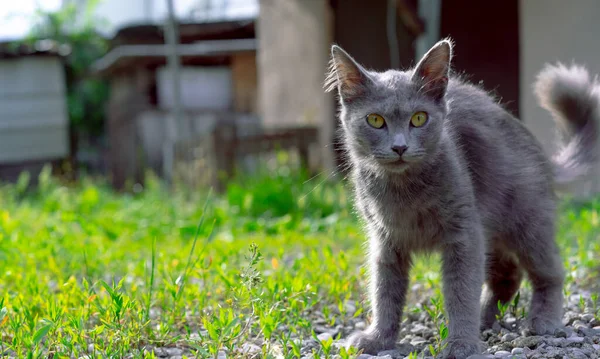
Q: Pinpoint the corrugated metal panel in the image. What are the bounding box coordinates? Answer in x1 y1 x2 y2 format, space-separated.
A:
0 57 68 163
0 124 68 163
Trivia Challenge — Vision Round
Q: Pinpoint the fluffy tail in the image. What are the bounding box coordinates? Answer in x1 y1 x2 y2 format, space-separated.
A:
534 63 600 186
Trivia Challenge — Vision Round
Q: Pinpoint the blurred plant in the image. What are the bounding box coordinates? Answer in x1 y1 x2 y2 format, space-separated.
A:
21 0 110 137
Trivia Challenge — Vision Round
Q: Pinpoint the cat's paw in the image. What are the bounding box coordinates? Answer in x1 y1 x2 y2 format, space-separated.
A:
521 315 560 336
345 330 396 355
440 338 481 359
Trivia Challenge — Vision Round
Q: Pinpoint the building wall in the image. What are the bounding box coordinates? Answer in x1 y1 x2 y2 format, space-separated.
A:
257 0 335 171
0 56 68 164
520 0 600 197
156 65 233 111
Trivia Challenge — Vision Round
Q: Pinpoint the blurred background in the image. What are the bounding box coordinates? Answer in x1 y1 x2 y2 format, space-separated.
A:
2 2 600 357
1 0 600 196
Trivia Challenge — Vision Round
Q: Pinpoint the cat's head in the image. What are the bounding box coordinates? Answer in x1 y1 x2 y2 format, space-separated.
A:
325 39 453 174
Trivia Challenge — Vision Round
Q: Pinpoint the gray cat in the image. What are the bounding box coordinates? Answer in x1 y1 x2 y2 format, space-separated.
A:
324 38 600 359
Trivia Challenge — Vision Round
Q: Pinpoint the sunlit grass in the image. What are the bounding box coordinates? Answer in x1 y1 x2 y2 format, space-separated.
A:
0 164 598 358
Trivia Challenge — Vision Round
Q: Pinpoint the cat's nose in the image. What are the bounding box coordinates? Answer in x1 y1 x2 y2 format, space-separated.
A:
391 144 408 156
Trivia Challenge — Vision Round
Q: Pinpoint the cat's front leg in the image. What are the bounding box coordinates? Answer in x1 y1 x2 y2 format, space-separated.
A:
346 233 411 354
439 226 485 359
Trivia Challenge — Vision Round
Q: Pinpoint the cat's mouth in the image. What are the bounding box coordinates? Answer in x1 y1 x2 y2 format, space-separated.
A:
377 157 410 172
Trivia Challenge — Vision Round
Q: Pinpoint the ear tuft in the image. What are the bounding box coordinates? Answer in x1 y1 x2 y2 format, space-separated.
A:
324 45 372 102
412 39 453 101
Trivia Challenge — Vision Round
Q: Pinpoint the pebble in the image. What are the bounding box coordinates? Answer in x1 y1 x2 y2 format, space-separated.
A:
513 335 543 349
355 321 367 330
579 327 600 337
581 313 595 322
165 348 182 356
356 355 373 359
378 344 415 357
511 347 524 355
563 311 579 326
554 327 568 338
240 343 261 355
500 333 518 342
494 350 510 357
409 336 428 346
217 351 227 359
570 348 589 359
410 323 430 337
317 332 333 342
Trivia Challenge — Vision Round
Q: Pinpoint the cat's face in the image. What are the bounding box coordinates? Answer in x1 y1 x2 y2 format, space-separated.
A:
326 40 452 174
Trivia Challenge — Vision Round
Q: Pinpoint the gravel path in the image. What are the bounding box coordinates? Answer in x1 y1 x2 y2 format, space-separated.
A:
140 288 600 359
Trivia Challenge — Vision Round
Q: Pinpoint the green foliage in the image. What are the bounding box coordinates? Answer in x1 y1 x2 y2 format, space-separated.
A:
20 0 110 136
0 168 598 357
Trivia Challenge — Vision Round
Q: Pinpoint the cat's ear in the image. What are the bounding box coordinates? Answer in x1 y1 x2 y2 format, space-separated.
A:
325 45 374 102
411 39 453 101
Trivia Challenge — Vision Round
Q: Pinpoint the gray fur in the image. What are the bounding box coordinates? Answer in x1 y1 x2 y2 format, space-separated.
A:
325 38 600 359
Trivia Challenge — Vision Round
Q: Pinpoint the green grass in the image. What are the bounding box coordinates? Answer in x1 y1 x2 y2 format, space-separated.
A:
0 164 598 358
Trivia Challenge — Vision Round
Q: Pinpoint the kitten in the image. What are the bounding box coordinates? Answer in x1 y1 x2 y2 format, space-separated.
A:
324 38 600 359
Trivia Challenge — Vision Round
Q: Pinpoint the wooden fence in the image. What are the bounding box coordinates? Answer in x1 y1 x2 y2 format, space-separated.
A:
172 124 319 192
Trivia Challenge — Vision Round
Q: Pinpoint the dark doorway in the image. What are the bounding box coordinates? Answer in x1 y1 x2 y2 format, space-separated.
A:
440 0 520 117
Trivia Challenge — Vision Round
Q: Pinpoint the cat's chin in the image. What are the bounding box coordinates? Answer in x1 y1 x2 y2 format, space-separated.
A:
378 160 411 174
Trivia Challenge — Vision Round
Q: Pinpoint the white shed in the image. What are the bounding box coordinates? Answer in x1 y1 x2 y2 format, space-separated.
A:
0 52 69 167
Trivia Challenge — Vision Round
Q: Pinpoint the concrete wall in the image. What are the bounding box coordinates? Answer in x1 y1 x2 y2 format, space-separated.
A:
257 0 335 171
0 57 68 164
520 0 600 197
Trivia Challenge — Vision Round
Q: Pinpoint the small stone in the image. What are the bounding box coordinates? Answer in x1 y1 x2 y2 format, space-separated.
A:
568 348 589 359
573 320 588 329
165 348 182 356
153 348 168 357
317 332 333 342
410 323 430 336
563 311 579 326
356 355 373 359
513 336 543 349
544 338 565 347
375 355 393 359
302 338 319 349
578 327 600 337
492 322 502 333
581 313 595 322
554 327 568 338
467 355 494 359
566 336 585 347
545 348 565 358
409 336 428 346
344 300 357 314
355 321 367 330
589 317 600 327
511 347 524 355
217 351 227 359
481 329 495 341
378 344 415 357
494 350 510 357
500 333 518 342
240 343 261 355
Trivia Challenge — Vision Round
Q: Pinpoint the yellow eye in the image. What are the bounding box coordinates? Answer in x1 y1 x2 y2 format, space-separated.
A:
410 111 428 127
367 114 386 129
